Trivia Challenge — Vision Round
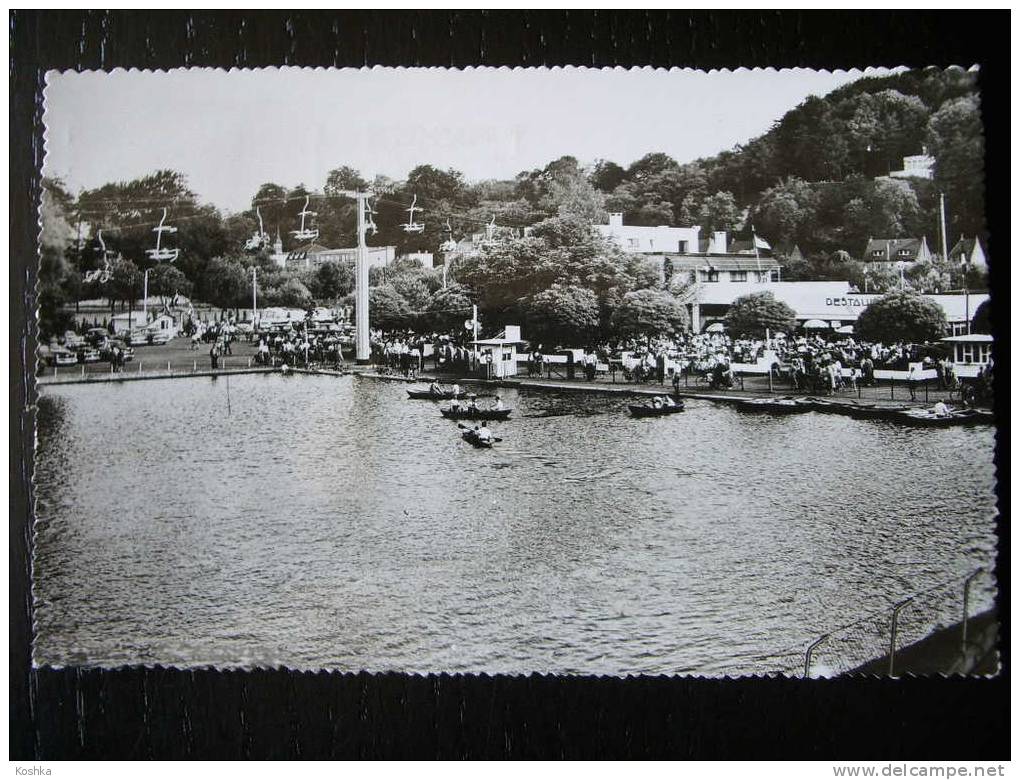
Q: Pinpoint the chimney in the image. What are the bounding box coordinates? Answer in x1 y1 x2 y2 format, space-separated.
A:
608 212 624 228
713 231 727 254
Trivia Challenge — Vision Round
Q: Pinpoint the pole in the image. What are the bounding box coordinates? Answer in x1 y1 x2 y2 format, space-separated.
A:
142 269 149 323
939 192 950 270
252 267 258 328
472 304 479 369
355 192 371 364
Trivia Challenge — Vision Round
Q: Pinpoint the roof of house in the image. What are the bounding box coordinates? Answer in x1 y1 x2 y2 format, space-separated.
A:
948 236 983 258
863 237 926 259
663 254 780 271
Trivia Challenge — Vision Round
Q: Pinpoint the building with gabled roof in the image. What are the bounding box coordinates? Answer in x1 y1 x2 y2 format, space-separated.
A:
863 237 934 264
948 236 988 270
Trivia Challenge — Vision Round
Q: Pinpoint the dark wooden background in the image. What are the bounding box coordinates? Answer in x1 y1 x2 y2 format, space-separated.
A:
10 10 1009 760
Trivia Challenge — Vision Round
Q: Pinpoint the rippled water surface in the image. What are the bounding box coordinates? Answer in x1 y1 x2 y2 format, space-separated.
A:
33 374 998 675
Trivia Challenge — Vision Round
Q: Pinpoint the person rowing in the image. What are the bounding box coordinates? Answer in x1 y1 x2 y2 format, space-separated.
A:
651 396 664 409
662 395 676 408
476 422 493 443
931 400 950 418
450 382 461 398
429 380 445 396
492 395 505 411
467 395 479 412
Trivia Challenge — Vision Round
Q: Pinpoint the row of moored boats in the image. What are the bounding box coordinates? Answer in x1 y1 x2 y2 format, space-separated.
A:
734 396 994 427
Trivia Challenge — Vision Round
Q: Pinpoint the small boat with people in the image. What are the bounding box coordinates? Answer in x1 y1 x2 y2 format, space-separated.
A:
442 393 511 420
735 397 811 415
892 407 985 428
459 423 501 448
407 382 468 400
628 396 685 418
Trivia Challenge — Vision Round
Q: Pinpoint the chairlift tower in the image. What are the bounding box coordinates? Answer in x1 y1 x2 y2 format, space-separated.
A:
335 189 376 363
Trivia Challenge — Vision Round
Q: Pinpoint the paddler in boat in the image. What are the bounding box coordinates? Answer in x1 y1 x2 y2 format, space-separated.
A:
662 395 677 408
476 422 493 444
651 396 664 409
467 394 479 413
450 382 462 398
428 380 444 396
931 400 950 418
492 395 505 411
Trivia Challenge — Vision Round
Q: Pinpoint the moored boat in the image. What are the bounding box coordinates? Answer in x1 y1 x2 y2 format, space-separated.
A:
735 397 809 415
441 407 512 421
892 409 984 427
628 401 685 418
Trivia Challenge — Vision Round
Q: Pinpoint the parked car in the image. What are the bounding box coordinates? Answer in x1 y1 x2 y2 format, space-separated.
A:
148 331 172 345
62 331 85 350
40 345 78 367
76 346 101 364
127 330 152 346
101 339 134 362
85 328 110 349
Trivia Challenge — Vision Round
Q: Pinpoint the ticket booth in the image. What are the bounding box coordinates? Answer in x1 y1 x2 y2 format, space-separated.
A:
471 325 523 379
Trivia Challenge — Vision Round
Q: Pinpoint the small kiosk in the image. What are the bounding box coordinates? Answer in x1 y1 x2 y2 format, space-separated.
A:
471 325 524 379
941 334 994 378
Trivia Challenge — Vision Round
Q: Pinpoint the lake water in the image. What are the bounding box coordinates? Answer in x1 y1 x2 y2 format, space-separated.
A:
33 373 998 676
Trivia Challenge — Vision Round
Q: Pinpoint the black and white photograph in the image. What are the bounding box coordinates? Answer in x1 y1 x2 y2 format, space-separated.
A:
32 64 998 680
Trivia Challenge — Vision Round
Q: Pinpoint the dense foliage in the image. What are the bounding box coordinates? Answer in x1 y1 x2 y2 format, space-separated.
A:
855 290 948 344
723 292 797 338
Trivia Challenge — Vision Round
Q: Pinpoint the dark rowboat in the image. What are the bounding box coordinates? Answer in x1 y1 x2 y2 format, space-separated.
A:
441 407 512 421
628 401 685 418
408 388 466 400
842 403 912 421
461 430 495 448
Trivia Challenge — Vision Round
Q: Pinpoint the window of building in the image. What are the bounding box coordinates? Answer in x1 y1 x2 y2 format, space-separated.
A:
702 269 719 283
677 241 688 253
897 249 911 257
729 271 748 282
872 250 883 257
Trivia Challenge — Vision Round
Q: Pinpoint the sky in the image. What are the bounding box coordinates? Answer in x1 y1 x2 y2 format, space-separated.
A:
43 66 894 214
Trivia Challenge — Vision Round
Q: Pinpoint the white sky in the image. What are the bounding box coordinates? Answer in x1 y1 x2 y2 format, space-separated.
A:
43 66 892 214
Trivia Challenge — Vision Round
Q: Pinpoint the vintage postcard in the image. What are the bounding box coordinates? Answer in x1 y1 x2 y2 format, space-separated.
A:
34 66 997 677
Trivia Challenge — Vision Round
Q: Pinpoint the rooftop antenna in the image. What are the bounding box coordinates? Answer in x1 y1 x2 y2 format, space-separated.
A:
291 195 319 242
146 207 180 263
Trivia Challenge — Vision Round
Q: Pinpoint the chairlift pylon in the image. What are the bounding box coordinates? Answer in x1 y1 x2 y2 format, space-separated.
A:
291 195 319 243
146 207 180 263
244 205 271 251
480 215 500 249
401 194 425 234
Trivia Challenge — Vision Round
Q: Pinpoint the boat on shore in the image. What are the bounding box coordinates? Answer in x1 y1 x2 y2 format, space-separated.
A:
441 407 512 421
629 401 685 418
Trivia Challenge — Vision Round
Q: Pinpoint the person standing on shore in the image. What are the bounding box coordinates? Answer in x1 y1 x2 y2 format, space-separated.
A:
209 343 219 371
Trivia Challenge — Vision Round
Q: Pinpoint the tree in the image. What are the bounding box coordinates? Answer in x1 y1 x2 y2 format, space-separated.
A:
422 283 474 332
368 285 412 331
905 258 952 294
751 178 820 247
311 260 354 300
926 95 986 238
199 256 249 309
271 277 313 308
723 291 796 338
525 285 600 347
324 166 368 197
609 289 689 345
590 159 627 192
697 191 742 234
855 289 948 343
971 299 992 335
147 263 193 305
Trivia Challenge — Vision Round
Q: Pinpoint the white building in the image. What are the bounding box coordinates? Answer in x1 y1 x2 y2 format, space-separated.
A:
691 280 988 335
888 153 935 180
401 251 434 269
269 233 396 270
596 212 701 254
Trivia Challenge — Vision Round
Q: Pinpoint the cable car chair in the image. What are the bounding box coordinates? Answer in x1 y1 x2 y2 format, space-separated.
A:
401 194 425 234
290 196 319 242
366 198 378 236
146 207 180 262
83 229 114 284
244 205 271 251
480 215 500 249
439 218 457 252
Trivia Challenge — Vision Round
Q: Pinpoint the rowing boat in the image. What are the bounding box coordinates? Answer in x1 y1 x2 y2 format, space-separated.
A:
892 409 985 427
461 430 495 448
735 398 810 415
628 401 685 418
407 388 467 400
441 407 512 421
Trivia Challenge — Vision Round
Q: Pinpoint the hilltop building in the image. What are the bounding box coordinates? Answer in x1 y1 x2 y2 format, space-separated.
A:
596 212 701 254
269 233 396 271
885 152 935 181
